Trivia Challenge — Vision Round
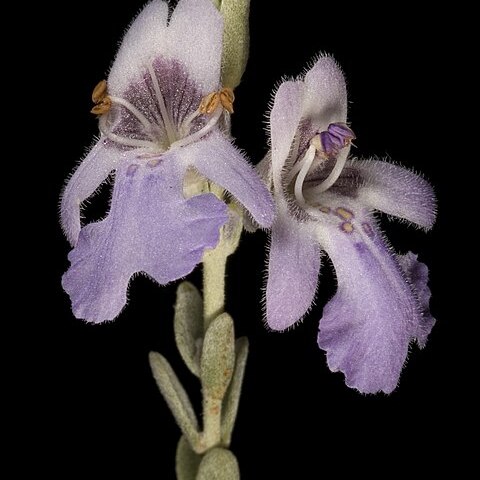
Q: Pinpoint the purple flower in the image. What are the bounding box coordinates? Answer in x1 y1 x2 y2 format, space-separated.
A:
60 0 274 323
261 56 437 394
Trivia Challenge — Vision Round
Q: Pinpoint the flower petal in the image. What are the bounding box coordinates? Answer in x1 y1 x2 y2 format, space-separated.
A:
302 55 348 129
167 0 223 93
60 140 122 246
397 252 436 348
109 0 222 95
316 201 428 394
108 0 169 94
266 213 321 331
187 131 275 228
269 80 304 188
62 156 228 323
346 159 437 229
244 152 273 232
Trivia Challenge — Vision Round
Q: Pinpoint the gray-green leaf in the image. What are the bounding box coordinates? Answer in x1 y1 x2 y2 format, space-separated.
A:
149 352 200 447
174 281 204 377
200 313 235 401
221 337 249 446
176 436 202 480
197 448 240 480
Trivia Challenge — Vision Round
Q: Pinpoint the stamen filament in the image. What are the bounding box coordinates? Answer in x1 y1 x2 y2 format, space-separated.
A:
171 107 223 150
147 63 177 145
309 152 348 195
181 108 202 136
99 116 157 150
109 96 155 134
294 144 316 205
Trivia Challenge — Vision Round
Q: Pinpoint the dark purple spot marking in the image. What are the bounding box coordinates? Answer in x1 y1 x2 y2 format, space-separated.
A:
362 222 375 239
354 242 368 254
126 164 140 177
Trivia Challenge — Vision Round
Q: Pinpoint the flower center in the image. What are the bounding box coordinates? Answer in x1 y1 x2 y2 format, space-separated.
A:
288 123 355 205
91 65 233 154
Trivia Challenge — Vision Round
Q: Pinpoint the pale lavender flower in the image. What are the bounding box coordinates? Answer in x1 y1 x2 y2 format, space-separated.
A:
261 56 436 394
60 0 274 323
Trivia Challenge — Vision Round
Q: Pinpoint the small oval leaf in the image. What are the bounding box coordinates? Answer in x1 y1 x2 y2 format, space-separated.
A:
197 448 240 480
149 352 200 448
201 313 235 400
174 281 204 377
221 337 249 445
176 436 202 480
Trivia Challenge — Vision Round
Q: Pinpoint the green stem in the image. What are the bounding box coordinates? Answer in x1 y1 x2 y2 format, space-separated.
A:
201 205 229 450
202 183 230 333
200 396 223 451
202 248 228 332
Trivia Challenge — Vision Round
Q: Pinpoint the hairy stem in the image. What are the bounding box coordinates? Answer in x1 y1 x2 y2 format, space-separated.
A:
200 396 223 451
202 183 229 332
202 247 228 333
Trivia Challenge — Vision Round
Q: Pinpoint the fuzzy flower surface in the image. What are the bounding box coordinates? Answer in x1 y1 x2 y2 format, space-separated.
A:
60 0 274 323
261 56 436 394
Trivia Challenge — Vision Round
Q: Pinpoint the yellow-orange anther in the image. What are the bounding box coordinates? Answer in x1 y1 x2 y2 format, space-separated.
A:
200 92 221 114
219 87 235 114
199 88 235 115
91 80 111 116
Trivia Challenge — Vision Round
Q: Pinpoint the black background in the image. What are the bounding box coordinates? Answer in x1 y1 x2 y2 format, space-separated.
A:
30 0 465 477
